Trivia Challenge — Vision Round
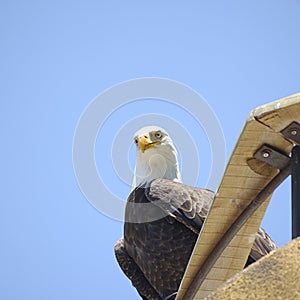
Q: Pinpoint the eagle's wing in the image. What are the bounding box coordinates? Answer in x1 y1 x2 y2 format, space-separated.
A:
146 179 277 261
145 179 214 234
114 238 162 300
250 227 278 261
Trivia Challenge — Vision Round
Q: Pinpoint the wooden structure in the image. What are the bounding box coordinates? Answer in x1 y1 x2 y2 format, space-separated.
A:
176 93 300 300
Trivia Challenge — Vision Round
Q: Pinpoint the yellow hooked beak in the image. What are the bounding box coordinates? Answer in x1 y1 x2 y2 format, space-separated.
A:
138 136 160 153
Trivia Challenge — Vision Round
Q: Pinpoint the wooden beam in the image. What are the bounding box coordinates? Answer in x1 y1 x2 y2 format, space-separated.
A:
176 93 300 300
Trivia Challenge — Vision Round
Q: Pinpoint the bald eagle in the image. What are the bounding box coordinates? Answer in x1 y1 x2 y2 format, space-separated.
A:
114 126 277 300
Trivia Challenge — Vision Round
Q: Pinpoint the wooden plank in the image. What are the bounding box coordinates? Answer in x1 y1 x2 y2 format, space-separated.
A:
176 93 300 300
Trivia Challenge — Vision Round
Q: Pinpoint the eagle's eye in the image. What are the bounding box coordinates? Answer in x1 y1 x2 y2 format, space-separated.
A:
155 131 162 139
134 138 139 145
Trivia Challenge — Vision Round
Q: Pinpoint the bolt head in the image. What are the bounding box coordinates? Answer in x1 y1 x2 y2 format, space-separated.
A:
291 129 298 136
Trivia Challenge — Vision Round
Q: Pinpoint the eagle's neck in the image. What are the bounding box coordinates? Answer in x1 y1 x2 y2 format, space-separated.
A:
133 145 182 188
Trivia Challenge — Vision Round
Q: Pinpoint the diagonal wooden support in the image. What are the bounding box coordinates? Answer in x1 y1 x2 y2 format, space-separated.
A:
181 163 291 300
176 93 300 300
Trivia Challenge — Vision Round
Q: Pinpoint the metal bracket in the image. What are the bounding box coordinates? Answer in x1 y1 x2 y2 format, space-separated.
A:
254 144 291 170
281 121 300 145
292 146 300 238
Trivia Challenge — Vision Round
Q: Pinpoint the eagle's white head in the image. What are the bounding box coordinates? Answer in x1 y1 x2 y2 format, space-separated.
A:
132 126 182 188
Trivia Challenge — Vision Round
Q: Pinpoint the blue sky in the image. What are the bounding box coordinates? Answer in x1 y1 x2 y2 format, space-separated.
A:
1 1 300 299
